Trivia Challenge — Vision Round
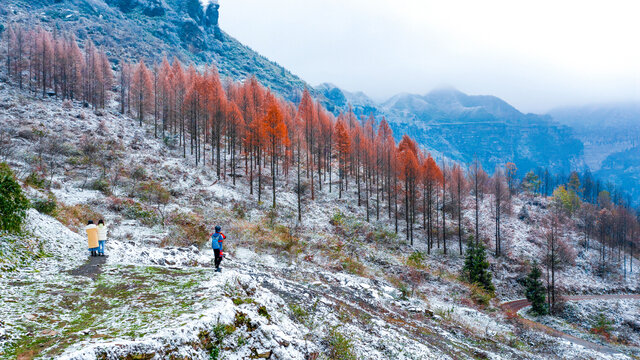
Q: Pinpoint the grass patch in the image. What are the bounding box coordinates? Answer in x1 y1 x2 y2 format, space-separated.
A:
340 257 367 277
232 297 255 306
0 231 47 272
468 283 494 307
325 326 357 360
406 250 426 269
257 305 271 321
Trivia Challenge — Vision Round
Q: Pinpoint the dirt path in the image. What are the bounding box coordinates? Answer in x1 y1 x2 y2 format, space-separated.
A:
68 255 108 279
501 294 640 354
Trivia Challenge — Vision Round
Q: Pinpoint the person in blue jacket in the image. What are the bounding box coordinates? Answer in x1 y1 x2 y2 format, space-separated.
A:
211 225 226 272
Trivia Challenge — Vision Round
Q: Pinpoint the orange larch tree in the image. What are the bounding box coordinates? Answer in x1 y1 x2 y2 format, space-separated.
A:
335 118 351 199
131 59 153 126
261 99 289 208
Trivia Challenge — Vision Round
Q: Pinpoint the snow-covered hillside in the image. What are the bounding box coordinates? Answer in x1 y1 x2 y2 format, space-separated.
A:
0 84 638 360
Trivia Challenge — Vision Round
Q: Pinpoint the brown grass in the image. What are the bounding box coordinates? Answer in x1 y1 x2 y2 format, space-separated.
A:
160 211 209 248
55 204 104 233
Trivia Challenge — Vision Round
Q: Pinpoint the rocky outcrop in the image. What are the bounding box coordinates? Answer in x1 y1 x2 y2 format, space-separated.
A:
180 17 207 50
143 0 166 17
204 2 219 28
106 0 167 17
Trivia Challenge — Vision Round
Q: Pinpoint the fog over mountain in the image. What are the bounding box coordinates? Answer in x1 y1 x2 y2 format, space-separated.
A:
222 0 640 113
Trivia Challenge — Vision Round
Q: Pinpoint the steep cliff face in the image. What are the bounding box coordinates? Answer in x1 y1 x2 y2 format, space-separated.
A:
0 0 309 99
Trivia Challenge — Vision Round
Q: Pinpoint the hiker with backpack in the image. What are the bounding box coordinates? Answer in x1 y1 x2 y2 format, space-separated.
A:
211 225 226 272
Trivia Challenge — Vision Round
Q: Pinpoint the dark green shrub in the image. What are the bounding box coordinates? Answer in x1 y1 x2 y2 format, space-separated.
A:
32 193 57 216
24 171 46 189
205 323 235 360
591 312 614 339
257 305 271 320
0 163 30 233
326 326 357 360
407 250 426 268
90 177 111 195
123 199 158 226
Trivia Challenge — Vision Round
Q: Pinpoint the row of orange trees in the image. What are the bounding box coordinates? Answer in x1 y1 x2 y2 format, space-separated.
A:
6 23 637 263
0 23 515 254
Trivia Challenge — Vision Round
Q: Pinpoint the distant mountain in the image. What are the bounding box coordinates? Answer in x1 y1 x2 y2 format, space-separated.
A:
598 146 640 198
315 83 378 117
549 103 640 197
0 0 309 100
550 103 640 131
317 85 584 175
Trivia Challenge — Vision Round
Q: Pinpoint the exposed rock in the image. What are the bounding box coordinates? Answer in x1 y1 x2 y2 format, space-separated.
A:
180 17 207 51
204 2 219 28
107 0 166 17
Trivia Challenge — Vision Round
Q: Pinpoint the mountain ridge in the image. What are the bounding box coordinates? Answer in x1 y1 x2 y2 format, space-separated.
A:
316 83 584 175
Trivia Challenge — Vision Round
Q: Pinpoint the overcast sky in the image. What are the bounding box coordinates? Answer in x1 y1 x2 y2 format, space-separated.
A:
221 0 640 113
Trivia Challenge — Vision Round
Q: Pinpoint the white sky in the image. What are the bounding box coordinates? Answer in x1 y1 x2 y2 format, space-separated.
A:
221 0 640 113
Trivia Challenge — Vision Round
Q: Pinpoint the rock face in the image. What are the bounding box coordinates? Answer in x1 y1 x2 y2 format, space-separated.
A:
106 0 167 16
204 2 220 28
180 17 207 50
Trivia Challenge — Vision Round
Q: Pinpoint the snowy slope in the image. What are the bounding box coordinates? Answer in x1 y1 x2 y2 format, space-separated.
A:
0 84 638 359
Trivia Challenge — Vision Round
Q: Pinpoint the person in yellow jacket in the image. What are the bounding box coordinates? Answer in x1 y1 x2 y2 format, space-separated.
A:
97 219 108 256
86 220 99 257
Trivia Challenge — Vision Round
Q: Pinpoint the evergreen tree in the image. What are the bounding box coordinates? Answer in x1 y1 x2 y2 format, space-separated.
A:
462 237 495 293
522 171 541 194
524 263 548 315
0 163 30 233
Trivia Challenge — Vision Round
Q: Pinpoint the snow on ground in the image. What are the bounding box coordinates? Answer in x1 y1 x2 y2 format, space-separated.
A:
518 299 640 355
1 84 639 359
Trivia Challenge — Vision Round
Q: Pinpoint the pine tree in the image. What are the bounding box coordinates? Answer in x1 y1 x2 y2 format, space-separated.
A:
524 263 548 315
522 171 541 194
0 163 30 234
462 238 495 293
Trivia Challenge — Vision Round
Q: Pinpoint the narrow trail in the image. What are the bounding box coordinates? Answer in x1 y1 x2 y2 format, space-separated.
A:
501 294 640 354
68 255 108 279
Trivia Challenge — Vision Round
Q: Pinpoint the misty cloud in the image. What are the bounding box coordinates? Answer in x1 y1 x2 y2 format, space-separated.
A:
221 0 640 113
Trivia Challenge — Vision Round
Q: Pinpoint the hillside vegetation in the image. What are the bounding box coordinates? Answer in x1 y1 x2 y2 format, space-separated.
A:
0 15 639 360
